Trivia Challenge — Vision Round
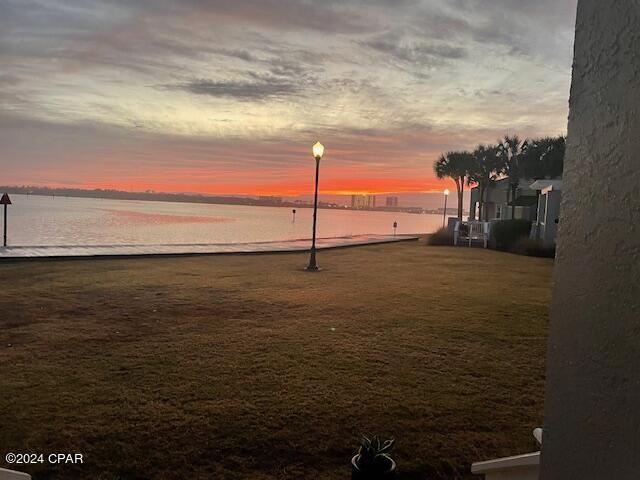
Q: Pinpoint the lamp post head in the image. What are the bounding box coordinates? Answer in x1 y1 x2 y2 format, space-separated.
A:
312 141 324 160
444 189 450 196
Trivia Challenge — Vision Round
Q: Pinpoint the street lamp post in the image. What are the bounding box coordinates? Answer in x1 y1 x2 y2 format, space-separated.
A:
442 189 449 228
1 193 11 247
306 141 324 271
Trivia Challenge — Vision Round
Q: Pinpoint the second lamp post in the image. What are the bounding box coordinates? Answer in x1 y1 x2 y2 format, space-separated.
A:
442 189 449 228
306 141 324 271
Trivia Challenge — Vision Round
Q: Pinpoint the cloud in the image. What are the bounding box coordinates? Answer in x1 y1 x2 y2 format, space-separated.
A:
0 74 22 86
216 49 258 62
101 0 377 34
167 76 301 100
443 0 578 61
161 54 322 101
361 31 467 67
0 0 577 194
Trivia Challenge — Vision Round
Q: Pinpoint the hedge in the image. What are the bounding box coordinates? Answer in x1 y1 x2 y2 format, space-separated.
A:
492 219 532 250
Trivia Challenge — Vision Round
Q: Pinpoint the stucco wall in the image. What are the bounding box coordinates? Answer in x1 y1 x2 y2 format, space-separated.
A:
540 1 640 479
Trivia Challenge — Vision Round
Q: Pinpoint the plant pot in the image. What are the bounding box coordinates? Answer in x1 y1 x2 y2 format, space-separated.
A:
351 455 397 480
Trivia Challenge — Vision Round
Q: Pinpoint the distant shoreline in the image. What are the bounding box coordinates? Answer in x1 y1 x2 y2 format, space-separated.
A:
1 187 463 215
1 186 294 208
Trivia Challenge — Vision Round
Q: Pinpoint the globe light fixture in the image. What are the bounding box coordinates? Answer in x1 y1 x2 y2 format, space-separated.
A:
312 141 325 160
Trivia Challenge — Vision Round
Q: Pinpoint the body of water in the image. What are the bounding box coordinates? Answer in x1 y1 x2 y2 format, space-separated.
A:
3 194 448 246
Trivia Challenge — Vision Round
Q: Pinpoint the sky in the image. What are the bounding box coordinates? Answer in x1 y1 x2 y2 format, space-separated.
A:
0 0 578 200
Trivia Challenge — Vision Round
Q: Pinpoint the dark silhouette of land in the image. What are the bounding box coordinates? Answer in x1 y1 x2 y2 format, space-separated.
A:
1 185 299 208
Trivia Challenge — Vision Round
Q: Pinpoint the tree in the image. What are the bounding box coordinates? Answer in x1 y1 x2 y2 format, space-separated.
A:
467 144 503 221
539 136 565 178
433 150 473 220
435 134 565 223
498 135 527 218
520 136 566 179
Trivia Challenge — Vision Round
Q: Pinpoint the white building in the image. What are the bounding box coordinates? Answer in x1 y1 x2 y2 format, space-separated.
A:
529 180 563 248
351 194 376 209
469 178 563 246
469 178 539 222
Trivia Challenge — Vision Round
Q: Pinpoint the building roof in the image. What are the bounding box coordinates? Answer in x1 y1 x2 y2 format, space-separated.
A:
529 179 563 191
472 177 544 191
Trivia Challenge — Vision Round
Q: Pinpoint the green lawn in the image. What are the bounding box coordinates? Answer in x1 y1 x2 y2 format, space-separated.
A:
0 240 553 479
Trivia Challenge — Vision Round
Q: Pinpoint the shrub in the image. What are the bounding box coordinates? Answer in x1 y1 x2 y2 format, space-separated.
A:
492 219 532 250
511 237 556 258
427 227 453 246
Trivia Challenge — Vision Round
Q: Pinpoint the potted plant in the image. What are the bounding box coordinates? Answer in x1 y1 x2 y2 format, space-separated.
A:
351 436 397 479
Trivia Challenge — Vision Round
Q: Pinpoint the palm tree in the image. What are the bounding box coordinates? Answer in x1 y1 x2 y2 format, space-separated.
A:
467 144 503 221
433 151 473 220
498 135 527 218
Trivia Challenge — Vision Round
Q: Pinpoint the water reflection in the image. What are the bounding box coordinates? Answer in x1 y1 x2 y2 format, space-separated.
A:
8 194 446 246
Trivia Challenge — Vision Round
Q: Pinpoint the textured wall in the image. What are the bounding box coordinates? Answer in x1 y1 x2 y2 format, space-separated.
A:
540 1 640 479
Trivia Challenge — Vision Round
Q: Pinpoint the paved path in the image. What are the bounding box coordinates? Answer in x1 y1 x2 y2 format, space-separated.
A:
0 234 419 259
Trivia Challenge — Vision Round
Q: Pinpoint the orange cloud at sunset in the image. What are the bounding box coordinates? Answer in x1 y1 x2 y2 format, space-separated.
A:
0 111 488 197
33 176 446 197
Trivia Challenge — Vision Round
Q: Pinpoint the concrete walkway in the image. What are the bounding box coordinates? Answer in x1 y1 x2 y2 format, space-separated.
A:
0 234 419 259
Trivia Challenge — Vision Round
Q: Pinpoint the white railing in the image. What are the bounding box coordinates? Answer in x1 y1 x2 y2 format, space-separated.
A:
454 221 490 248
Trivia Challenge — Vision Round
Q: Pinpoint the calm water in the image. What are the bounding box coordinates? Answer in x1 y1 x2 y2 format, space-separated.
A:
4 194 447 246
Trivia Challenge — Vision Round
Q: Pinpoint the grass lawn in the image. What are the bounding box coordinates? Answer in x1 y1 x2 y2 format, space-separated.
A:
0 240 553 479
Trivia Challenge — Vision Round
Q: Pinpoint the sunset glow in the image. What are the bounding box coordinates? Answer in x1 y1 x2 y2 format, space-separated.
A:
0 0 577 197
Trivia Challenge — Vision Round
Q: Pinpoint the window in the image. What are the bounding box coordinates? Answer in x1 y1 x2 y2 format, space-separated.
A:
496 205 502 219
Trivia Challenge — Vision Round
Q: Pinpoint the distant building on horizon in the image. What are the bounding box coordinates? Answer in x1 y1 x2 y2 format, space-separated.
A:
385 196 399 207
319 201 339 208
351 194 376 209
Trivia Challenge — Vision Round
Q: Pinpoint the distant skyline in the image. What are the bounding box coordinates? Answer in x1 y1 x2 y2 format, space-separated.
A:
0 0 577 196
2 185 468 210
